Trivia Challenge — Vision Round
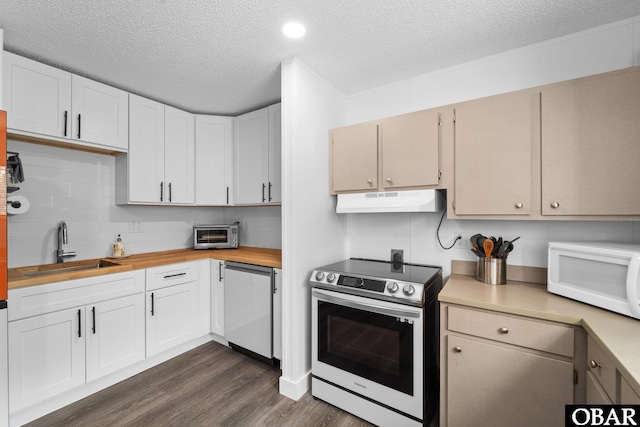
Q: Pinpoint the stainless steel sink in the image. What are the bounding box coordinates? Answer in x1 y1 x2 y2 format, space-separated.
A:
22 260 121 277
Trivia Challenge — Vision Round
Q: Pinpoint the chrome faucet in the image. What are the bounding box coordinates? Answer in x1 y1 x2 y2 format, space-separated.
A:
56 221 77 263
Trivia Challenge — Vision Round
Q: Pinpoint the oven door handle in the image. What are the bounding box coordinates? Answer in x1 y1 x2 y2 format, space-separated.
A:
312 290 420 319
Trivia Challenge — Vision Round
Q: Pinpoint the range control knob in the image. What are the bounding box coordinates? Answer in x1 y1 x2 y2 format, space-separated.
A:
403 284 416 296
387 282 399 293
326 273 336 283
315 271 325 281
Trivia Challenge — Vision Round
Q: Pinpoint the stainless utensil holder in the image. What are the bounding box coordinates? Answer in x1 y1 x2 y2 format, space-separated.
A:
477 258 507 285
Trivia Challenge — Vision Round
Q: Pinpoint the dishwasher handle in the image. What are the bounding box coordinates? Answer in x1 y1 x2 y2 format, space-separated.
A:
225 261 272 277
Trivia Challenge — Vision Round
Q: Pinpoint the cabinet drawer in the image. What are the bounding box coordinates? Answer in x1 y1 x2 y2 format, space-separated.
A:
146 261 198 291
587 336 616 401
447 305 574 357
8 270 145 321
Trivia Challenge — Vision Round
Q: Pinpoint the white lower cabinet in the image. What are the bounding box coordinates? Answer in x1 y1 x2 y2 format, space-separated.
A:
273 268 282 361
145 262 200 357
211 259 225 337
9 307 86 412
85 294 146 382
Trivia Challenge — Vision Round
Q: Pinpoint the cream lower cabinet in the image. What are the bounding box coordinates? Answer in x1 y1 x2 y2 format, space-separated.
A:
586 336 640 405
145 262 200 356
441 304 575 427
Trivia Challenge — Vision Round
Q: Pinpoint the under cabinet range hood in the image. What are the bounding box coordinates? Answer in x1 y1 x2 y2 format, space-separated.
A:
336 189 442 213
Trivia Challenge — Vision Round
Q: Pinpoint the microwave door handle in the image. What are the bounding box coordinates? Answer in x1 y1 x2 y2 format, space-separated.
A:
627 254 640 318
312 290 420 319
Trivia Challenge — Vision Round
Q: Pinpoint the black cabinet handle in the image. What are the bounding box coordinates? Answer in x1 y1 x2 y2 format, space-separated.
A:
77 114 81 139
168 182 172 203
268 182 272 202
262 183 266 203
160 182 164 202
77 309 82 337
226 187 229 205
92 306 96 334
151 292 155 316
219 262 223 282
163 272 186 279
63 111 68 137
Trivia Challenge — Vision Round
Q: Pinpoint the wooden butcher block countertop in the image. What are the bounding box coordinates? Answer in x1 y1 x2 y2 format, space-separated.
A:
8 246 282 289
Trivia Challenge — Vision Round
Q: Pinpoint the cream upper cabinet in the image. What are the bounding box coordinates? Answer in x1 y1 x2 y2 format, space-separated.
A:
329 122 378 194
119 95 194 205
380 109 440 190
330 108 442 194
233 103 281 205
195 115 234 205
452 89 539 216
3 52 128 152
541 67 640 216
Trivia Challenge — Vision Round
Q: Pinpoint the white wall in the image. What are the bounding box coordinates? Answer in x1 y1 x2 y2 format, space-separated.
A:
343 16 640 278
279 58 347 400
7 140 281 267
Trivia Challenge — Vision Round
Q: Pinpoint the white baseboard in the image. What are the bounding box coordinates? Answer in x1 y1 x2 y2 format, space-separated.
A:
278 372 311 401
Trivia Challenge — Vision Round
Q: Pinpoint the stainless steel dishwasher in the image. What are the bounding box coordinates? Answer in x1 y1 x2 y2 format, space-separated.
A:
224 261 275 365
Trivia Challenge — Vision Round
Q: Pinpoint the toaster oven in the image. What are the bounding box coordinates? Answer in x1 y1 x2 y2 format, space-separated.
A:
193 222 239 249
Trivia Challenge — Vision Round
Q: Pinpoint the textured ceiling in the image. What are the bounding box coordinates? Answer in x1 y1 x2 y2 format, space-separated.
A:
1 0 640 116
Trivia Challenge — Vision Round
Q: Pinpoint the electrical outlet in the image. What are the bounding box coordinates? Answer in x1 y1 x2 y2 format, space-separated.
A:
129 221 143 233
453 232 466 249
391 249 404 263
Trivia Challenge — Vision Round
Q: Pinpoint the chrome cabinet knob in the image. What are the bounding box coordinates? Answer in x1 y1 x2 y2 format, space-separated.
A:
515 202 523 209
326 273 336 283
315 271 325 281
550 202 560 209
454 346 462 353
387 282 399 293
499 327 509 334
403 284 415 296
589 359 601 369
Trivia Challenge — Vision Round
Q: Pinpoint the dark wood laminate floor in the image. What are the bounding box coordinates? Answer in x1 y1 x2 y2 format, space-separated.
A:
25 341 375 427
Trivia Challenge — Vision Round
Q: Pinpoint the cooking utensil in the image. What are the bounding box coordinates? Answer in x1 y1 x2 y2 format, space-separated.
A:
474 235 486 252
469 233 483 250
483 239 494 258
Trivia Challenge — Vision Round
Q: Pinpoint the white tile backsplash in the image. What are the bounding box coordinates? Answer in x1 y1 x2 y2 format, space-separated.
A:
7 140 281 268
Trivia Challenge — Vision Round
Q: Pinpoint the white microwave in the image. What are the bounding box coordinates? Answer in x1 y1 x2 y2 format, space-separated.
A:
548 242 640 320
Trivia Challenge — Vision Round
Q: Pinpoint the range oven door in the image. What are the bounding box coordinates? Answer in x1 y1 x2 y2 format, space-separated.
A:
311 288 424 420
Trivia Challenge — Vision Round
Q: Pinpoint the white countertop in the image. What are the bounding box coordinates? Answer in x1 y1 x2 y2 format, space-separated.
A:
439 274 640 396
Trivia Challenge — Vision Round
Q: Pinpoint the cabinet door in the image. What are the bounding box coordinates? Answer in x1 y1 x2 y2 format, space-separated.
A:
234 107 269 204
146 282 198 357
381 109 440 189
211 260 225 336
541 68 640 216
329 122 378 194
586 371 613 405
3 52 72 138
273 268 282 361
620 377 640 405
453 90 539 215
268 103 282 203
195 115 234 205
71 74 128 151
128 94 165 203
8 308 85 412
164 105 195 204
446 335 573 427
85 294 145 382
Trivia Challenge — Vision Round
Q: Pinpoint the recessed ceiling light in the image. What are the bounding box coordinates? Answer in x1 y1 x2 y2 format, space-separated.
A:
282 22 306 39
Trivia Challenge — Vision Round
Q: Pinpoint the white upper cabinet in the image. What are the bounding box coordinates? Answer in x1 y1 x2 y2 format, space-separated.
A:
195 115 234 205
3 52 128 152
71 74 128 151
118 94 194 205
233 102 281 205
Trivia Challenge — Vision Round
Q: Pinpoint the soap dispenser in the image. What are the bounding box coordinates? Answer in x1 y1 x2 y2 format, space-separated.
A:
113 234 125 257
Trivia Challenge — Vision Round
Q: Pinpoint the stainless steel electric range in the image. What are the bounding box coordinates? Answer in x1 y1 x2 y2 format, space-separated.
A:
309 258 443 427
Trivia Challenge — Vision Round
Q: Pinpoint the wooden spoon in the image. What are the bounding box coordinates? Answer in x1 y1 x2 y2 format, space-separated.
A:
483 239 494 258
